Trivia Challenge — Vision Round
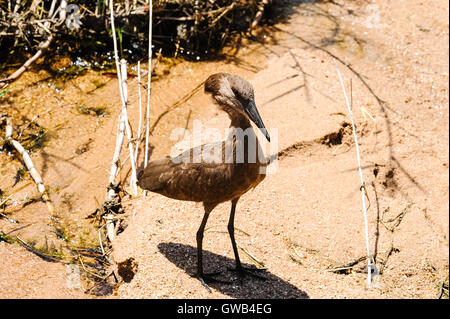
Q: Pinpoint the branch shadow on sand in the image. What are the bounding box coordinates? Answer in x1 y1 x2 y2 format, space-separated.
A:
158 242 309 299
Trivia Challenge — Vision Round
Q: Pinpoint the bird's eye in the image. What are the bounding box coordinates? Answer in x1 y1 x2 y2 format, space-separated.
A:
232 88 239 97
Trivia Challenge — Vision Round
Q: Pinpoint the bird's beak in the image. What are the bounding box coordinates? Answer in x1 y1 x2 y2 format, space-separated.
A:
245 99 270 142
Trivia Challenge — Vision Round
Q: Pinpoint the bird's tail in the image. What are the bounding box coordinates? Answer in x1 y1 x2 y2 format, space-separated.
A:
137 157 172 191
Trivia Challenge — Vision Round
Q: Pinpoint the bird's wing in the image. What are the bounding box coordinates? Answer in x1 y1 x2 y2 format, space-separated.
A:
137 142 233 201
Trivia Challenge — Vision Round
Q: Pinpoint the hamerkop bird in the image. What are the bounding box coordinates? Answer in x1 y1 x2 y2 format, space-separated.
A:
137 72 271 290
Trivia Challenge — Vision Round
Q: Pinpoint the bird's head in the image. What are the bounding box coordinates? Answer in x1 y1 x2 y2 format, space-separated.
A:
205 73 270 142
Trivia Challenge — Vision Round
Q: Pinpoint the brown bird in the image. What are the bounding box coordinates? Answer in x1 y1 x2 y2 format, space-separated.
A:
137 72 271 290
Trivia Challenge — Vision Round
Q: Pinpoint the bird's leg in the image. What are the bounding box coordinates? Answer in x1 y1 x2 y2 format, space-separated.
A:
227 198 243 269
196 210 210 278
227 198 266 280
196 204 230 292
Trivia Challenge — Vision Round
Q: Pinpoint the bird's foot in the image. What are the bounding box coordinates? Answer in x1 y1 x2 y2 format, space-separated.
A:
227 266 267 280
197 272 231 293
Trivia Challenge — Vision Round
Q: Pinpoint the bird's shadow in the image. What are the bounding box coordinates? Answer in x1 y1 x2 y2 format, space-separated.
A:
158 242 309 299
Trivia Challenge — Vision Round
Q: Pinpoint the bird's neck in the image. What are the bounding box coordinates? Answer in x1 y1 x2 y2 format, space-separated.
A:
225 109 267 166
226 108 255 144
217 100 264 163
229 111 251 130
216 98 252 130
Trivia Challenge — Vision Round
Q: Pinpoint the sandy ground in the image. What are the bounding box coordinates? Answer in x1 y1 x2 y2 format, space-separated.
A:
0 0 448 298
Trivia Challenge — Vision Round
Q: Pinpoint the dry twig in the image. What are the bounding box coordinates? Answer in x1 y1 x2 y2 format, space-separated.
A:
144 0 153 169
4 117 55 214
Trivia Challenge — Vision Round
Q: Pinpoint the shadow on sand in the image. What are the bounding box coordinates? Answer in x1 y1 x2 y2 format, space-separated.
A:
158 242 309 299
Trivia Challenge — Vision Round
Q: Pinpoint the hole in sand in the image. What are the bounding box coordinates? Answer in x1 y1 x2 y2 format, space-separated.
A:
117 258 138 283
